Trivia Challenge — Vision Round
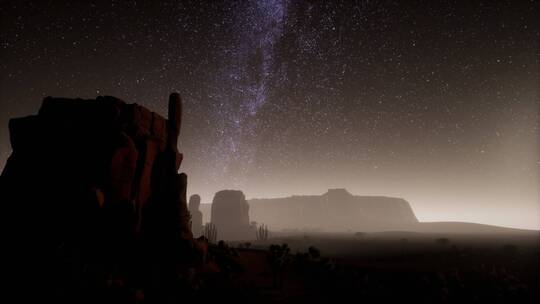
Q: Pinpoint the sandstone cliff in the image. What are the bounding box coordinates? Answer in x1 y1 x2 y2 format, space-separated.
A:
2 94 208 302
249 188 418 232
211 190 252 240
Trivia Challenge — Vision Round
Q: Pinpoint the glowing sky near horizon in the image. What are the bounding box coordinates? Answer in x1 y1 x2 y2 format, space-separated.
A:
1 1 539 229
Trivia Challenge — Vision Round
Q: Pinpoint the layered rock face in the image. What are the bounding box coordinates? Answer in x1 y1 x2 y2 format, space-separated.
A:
210 190 252 240
249 188 419 232
3 93 192 240
2 93 199 301
189 194 203 237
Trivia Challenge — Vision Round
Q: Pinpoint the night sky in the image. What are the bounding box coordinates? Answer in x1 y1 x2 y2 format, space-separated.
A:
1 1 538 229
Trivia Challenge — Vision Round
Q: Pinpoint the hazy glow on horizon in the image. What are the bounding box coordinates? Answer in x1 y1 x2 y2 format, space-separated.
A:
189 92 540 230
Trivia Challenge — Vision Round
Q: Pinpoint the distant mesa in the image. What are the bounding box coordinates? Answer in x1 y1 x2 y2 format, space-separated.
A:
197 188 419 233
210 190 253 240
248 188 419 232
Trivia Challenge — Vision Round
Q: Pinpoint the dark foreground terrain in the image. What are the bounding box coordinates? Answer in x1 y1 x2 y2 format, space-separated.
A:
13 227 540 303
227 231 540 303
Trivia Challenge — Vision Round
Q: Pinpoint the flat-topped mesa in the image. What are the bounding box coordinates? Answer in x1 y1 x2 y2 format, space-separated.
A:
249 189 419 232
2 93 192 242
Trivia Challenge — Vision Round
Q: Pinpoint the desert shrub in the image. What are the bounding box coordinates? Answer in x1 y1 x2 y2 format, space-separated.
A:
500 244 519 256
436 237 450 245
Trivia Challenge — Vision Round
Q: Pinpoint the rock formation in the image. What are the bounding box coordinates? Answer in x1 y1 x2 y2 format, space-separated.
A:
189 194 203 237
2 93 203 302
249 188 419 232
3 93 192 238
210 190 252 240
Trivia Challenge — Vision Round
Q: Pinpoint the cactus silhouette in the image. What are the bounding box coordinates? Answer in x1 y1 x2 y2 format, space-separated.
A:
204 222 218 244
256 224 269 241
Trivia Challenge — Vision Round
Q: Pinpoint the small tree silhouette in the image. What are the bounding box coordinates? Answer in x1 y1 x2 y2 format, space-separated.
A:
268 243 291 289
308 246 321 259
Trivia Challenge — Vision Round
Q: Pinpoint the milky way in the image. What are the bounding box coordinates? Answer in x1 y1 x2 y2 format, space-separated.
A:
209 0 288 186
1 1 538 228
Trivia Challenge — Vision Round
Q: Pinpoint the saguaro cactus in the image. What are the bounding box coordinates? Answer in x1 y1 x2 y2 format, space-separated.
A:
204 222 218 244
256 224 269 241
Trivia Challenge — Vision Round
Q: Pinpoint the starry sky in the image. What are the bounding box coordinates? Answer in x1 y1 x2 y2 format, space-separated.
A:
1 1 539 229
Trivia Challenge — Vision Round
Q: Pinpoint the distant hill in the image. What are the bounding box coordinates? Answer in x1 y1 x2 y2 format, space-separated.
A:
404 221 539 234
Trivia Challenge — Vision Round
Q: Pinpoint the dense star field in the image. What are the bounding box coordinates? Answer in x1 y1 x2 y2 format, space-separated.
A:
1 1 538 228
